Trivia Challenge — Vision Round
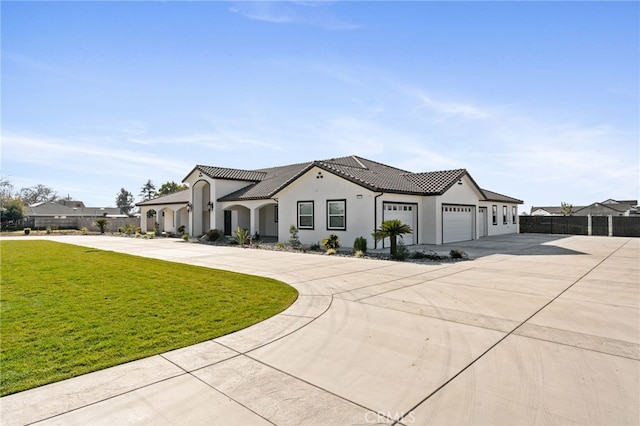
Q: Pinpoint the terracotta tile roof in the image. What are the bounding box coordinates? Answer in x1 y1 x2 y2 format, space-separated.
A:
201 155 520 203
137 190 190 206
404 169 468 194
481 189 524 204
195 166 267 182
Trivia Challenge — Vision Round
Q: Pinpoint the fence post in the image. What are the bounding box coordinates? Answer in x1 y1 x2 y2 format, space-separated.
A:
587 214 592 236
608 215 613 237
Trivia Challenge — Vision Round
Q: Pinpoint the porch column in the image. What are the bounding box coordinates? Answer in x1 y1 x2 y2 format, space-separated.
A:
140 207 148 233
250 207 260 237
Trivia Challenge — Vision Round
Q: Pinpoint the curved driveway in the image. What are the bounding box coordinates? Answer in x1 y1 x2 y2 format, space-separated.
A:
2 234 638 425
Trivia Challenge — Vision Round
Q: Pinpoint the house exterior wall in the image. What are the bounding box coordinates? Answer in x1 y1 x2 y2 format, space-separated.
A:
276 167 377 248
435 175 485 245
478 200 519 236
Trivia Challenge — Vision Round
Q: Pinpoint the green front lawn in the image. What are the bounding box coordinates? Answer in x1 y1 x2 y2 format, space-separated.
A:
0 240 298 396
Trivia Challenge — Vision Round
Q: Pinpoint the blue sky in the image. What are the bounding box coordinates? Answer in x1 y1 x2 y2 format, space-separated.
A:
2 1 638 212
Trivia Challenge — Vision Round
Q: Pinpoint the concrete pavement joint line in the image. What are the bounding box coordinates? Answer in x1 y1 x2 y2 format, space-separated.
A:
391 237 633 426
241 353 396 425
357 297 518 334
351 267 477 303
21 371 189 426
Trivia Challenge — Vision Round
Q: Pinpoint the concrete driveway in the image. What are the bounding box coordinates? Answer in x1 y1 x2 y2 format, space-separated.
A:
1 234 638 425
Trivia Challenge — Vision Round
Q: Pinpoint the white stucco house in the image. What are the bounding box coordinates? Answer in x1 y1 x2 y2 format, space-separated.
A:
137 155 523 247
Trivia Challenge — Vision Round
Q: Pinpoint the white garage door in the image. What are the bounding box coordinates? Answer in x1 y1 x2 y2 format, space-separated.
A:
442 205 473 244
383 203 416 245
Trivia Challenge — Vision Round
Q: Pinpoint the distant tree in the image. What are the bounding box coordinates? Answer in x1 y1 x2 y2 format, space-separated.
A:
19 184 58 205
0 198 25 226
115 188 135 216
0 177 16 208
93 218 110 234
560 202 573 216
139 180 157 201
373 219 413 257
157 181 188 196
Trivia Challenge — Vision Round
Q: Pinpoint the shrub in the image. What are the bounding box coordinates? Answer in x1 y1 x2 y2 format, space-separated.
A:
206 229 222 242
93 218 110 234
276 242 286 249
177 225 186 235
182 234 189 241
23 228 31 235
310 242 322 251
354 250 365 258
322 234 340 250
80 227 88 235
252 232 261 243
235 227 250 246
391 241 409 261
117 226 125 233
450 248 468 259
353 236 367 253
325 248 337 256
45 227 52 235
289 225 300 249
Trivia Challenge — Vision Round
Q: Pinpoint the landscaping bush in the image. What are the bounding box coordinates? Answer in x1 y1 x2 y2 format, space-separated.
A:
391 241 409 261
325 248 337 256
450 248 468 259
177 225 186 235
206 229 222 242
80 227 88 235
310 242 322 251
322 234 340 250
23 228 31 235
353 236 367 253
235 227 250 246
182 234 189 241
354 250 365 258
289 225 301 249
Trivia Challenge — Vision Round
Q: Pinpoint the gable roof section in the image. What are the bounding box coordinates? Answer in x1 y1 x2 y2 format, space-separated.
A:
185 165 267 182
205 155 520 202
481 189 524 204
137 190 190 206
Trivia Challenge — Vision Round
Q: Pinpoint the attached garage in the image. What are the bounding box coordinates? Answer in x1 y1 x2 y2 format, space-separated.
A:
383 203 417 245
442 205 474 243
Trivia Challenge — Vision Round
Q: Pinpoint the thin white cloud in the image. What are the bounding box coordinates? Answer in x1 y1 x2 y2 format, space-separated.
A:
228 1 361 30
405 88 491 121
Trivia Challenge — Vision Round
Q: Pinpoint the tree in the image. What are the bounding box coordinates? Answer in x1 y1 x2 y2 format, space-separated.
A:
139 180 157 201
373 219 413 257
94 218 110 234
0 177 16 208
19 184 58 205
157 181 188 196
560 202 573 216
0 198 25 228
115 188 135 216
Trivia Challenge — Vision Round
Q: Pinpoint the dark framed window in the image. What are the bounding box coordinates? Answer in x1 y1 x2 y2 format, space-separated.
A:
512 206 517 224
492 205 498 225
297 201 314 229
274 205 278 223
327 200 346 230
503 205 508 224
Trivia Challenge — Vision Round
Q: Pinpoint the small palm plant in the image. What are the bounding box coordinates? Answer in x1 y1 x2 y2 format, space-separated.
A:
373 219 412 257
93 218 110 234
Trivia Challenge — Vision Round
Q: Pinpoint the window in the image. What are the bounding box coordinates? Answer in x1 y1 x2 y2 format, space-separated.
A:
492 205 497 225
327 200 346 230
274 205 278 223
512 206 517 224
297 201 314 229
503 206 508 224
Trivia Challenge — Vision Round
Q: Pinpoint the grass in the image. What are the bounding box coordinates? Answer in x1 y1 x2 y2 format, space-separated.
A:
0 240 298 396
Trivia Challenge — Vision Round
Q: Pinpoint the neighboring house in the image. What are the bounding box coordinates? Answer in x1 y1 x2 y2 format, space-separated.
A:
530 199 638 216
23 202 128 230
137 155 523 247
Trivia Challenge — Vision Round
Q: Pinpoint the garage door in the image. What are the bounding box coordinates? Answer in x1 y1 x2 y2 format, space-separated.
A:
383 203 416 245
442 205 473 244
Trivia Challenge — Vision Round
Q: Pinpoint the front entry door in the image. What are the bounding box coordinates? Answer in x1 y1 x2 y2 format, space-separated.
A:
224 210 232 236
